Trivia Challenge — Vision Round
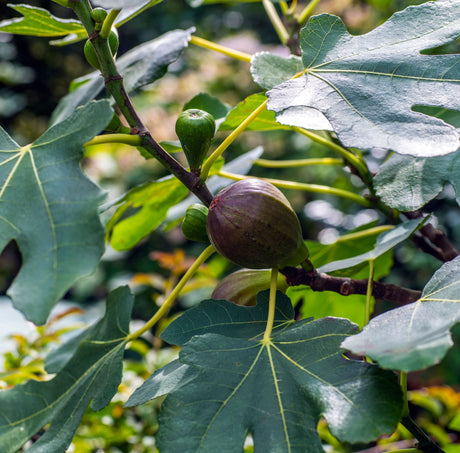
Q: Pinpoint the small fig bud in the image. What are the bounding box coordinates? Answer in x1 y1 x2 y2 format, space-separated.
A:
212 268 288 306
182 204 209 242
175 109 216 171
207 178 309 269
84 29 119 70
91 7 108 23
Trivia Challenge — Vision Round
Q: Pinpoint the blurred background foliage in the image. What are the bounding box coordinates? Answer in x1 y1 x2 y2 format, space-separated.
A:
1 0 460 451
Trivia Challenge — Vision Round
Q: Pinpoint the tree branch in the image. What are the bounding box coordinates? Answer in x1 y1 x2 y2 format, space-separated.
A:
281 267 421 305
405 211 459 262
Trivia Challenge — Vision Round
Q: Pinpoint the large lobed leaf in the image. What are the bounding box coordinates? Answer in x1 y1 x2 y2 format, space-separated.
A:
342 256 460 372
128 292 403 452
265 1 460 157
374 149 460 211
0 100 112 324
0 286 133 453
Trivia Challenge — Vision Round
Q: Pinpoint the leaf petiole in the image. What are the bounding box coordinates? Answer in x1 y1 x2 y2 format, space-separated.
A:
189 35 252 62
262 0 290 45
100 8 120 39
126 244 215 343
296 0 321 26
85 133 142 147
263 268 279 341
254 157 343 168
364 259 375 326
294 127 372 186
200 99 268 181
217 170 372 207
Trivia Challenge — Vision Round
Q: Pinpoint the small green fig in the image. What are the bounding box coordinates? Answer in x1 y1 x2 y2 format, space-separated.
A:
84 29 119 70
212 268 288 306
207 178 309 269
91 7 108 23
181 204 209 242
175 109 216 171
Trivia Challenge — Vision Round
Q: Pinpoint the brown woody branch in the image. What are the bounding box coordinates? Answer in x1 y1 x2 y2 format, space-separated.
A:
405 211 459 262
281 267 421 305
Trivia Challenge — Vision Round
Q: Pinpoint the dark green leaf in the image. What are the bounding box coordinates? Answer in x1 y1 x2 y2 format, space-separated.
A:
374 150 460 211
156 294 402 451
161 290 295 345
0 100 112 324
107 176 189 251
51 29 193 125
267 1 460 156
0 4 84 37
125 359 200 407
342 256 460 371
0 286 133 453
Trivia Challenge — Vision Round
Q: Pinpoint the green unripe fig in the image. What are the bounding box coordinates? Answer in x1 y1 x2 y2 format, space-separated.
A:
175 109 216 171
212 268 288 306
181 204 209 242
84 29 119 70
91 7 108 23
207 178 309 269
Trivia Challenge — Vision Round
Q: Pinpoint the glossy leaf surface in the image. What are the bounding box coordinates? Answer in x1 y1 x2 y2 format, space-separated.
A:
342 256 460 371
374 150 460 211
0 100 112 324
0 286 133 453
130 293 402 451
267 1 460 156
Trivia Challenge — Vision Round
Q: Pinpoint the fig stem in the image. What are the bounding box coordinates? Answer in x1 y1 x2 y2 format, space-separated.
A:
262 0 290 45
126 245 216 343
200 99 268 182
294 127 372 186
263 268 279 341
364 260 375 326
217 171 372 207
100 8 120 39
255 157 343 168
297 0 321 26
190 36 252 62
85 133 142 147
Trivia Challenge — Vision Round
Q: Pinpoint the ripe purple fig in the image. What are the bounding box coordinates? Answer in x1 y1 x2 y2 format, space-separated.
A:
207 178 309 269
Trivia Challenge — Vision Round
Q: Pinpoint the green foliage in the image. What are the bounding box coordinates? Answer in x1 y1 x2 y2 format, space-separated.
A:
0 286 133 453
0 100 112 324
266 1 460 156
343 256 460 371
1 0 460 451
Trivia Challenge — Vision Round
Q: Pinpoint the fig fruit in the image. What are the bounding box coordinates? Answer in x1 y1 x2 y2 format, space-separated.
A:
91 7 108 23
207 178 309 269
175 109 216 171
212 268 288 305
84 29 119 70
181 203 209 242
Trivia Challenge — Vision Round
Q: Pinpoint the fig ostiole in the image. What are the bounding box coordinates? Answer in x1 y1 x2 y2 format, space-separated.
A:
175 109 216 172
212 268 288 306
181 203 209 243
206 178 309 269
